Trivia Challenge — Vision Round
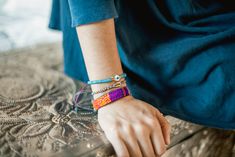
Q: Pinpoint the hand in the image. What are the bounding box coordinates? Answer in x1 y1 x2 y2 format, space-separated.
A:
97 95 171 157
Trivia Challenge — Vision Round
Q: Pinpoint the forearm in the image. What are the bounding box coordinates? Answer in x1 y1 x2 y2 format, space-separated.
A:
76 19 124 97
76 18 170 157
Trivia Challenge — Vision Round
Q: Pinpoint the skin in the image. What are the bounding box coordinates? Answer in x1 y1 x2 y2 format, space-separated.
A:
76 18 171 157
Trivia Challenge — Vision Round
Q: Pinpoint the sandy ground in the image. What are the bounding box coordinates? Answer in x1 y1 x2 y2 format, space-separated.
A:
0 0 61 52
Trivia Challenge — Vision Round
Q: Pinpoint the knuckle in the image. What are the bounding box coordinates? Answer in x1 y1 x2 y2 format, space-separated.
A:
155 109 161 115
134 122 149 135
163 121 171 132
148 118 161 130
152 118 161 126
164 118 171 126
162 119 169 126
146 116 156 124
123 123 133 135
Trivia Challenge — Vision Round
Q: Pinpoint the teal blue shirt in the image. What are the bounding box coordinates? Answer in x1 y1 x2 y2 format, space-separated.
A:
49 0 235 129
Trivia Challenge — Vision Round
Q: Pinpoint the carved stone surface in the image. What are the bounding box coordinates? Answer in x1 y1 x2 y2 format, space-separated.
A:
0 44 105 157
0 43 234 157
163 128 235 157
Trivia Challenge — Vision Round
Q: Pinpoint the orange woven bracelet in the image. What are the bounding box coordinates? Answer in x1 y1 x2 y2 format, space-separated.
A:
92 86 130 111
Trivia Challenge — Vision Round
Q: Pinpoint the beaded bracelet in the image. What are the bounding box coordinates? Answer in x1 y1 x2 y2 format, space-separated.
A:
87 73 127 85
92 86 130 111
91 79 126 95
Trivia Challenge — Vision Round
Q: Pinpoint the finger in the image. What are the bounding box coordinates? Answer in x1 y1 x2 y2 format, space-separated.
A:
121 125 142 157
134 122 156 157
155 110 171 145
150 119 166 155
105 130 130 157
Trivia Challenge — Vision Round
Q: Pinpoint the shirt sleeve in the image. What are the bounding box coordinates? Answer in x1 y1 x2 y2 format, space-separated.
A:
68 0 118 27
48 0 62 30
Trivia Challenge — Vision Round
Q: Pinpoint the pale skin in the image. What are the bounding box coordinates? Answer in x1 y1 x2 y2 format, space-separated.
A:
76 18 171 157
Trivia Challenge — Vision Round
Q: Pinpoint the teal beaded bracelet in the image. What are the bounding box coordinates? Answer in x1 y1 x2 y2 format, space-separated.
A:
87 73 127 85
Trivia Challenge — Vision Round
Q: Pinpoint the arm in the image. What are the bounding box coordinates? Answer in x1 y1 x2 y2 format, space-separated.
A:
76 19 123 98
76 18 171 157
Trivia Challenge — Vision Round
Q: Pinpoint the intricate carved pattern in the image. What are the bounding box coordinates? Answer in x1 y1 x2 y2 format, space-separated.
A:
0 47 105 156
0 63 73 115
0 44 234 157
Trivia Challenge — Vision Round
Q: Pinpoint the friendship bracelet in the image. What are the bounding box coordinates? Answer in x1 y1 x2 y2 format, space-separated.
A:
87 73 127 85
91 79 126 95
72 84 94 112
92 86 130 111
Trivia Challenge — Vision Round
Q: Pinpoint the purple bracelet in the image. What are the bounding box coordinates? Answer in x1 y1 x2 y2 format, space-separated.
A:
92 86 130 111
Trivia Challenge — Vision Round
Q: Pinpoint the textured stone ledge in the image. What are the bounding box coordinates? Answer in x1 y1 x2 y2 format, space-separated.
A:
0 43 234 157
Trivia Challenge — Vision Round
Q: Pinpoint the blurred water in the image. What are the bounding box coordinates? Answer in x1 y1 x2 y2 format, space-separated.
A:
0 0 61 52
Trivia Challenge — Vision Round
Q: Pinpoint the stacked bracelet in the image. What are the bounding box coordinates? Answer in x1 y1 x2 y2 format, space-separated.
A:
86 73 129 111
92 86 130 111
87 73 127 85
91 79 126 95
